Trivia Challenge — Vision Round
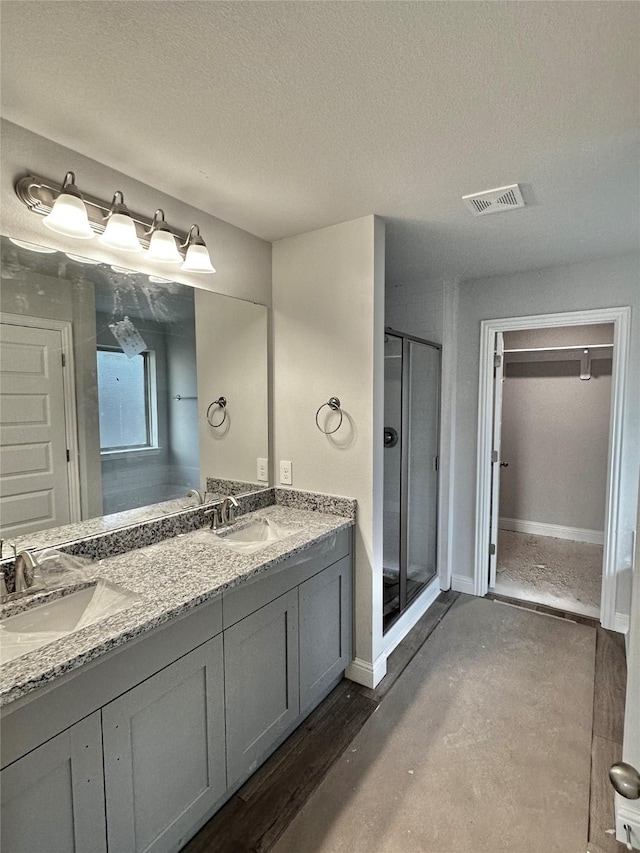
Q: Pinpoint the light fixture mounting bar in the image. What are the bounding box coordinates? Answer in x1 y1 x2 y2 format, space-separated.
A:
15 174 191 254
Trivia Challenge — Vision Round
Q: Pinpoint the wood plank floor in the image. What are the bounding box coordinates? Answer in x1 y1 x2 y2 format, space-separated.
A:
588 627 628 853
181 591 627 853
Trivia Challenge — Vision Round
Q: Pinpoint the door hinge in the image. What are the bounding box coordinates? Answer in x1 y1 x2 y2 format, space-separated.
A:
491 450 498 464
66 448 70 462
489 543 496 556
61 352 66 367
494 353 502 369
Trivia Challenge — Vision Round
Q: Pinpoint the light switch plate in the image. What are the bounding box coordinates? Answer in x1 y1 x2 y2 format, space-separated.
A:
257 458 268 482
279 460 292 485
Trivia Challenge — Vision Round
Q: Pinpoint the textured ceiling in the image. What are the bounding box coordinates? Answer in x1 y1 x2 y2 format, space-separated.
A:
1 1 638 283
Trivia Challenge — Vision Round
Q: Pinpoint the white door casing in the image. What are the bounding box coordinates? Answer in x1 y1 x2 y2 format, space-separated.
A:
474 306 632 631
488 331 504 588
0 315 80 537
615 487 640 847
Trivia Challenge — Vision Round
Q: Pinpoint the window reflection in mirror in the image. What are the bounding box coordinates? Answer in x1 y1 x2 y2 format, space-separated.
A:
0 235 268 548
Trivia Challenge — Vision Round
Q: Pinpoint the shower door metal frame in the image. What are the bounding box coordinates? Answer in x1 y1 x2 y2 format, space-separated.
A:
385 327 442 632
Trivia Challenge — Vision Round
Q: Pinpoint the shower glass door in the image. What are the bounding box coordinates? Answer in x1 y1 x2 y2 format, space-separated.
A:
383 329 440 633
405 339 440 604
383 334 403 628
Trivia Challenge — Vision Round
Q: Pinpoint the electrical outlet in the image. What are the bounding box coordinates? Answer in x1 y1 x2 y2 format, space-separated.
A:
256 458 268 482
279 460 292 485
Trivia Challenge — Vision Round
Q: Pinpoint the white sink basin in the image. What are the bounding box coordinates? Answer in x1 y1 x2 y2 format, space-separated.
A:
191 516 301 553
0 579 140 664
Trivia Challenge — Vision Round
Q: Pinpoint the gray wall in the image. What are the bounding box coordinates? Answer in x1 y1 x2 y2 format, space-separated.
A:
499 333 612 532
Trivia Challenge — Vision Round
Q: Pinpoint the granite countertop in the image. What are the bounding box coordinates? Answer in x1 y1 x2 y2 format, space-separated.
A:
0 504 353 709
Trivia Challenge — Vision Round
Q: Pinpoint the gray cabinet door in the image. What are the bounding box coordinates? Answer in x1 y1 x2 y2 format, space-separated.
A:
299 555 352 715
1 711 106 853
224 589 299 785
102 635 226 853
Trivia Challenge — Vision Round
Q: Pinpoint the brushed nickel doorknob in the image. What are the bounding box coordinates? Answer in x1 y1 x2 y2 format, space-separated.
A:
610 762 640 800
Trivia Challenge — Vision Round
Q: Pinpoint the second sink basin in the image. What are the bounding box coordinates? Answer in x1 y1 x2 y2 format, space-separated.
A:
0 579 140 665
191 516 301 553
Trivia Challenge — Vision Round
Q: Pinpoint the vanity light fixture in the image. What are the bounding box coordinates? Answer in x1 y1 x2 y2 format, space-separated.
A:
8 238 57 254
15 172 217 274
42 172 95 239
146 209 183 264
181 225 216 274
99 192 144 253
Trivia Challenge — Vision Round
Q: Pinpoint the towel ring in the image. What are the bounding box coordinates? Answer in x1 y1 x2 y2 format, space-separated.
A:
315 397 343 434
206 397 227 428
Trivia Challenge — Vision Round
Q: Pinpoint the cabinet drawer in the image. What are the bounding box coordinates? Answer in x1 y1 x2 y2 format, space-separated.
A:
222 526 350 629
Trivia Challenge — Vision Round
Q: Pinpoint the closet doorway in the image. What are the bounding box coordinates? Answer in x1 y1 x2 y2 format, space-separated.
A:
474 306 631 630
492 324 613 618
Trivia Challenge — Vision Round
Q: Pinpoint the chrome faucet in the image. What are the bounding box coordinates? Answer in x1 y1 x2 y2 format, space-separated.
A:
185 488 204 505
221 496 239 526
14 549 41 593
203 496 239 531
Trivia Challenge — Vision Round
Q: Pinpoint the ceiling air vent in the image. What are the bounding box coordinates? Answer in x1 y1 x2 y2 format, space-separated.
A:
462 184 525 216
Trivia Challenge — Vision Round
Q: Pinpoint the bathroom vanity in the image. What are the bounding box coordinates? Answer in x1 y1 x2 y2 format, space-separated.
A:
0 498 354 853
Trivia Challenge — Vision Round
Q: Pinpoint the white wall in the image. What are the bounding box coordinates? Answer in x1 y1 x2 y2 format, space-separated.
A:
0 120 272 306
453 253 640 614
196 291 268 485
272 215 386 683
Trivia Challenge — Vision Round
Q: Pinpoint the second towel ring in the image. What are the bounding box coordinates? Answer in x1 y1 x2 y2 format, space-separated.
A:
206 397 227 428
315 397 343 434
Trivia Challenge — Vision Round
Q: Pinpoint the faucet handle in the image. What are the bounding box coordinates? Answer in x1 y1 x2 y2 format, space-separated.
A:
204 505 222 530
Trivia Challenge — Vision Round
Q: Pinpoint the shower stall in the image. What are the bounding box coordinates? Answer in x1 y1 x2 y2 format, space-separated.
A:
383 328 441 632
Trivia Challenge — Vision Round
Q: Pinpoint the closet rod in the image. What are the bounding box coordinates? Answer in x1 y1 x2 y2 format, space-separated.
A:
504 343 613 354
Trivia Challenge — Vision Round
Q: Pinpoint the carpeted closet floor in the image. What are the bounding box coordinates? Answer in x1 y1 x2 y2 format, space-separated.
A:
495 529 603 617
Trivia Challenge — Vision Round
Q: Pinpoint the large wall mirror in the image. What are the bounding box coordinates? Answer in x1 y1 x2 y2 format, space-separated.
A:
0 235 269 547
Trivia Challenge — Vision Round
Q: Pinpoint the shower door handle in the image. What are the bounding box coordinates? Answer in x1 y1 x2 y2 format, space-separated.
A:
500 461 509 468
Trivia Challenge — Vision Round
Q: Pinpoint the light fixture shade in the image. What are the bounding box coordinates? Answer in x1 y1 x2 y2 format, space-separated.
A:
147 229 182 263
181 243 216 273
65 253 101 265
99 212 143 252
43 192 94 239
9 238 57 254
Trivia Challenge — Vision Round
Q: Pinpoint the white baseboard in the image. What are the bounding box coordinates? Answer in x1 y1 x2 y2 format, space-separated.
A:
499 517 604 546
382 576 441 659
614 611 630 636
345 653 387 689
451 575 475 595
